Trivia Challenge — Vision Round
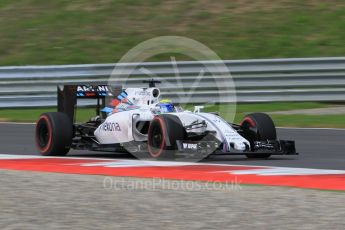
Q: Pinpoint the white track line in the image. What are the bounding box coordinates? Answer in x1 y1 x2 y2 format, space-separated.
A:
0 154 343 174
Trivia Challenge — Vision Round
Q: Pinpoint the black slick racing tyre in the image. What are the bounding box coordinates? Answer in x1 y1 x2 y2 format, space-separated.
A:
241 113 276 159
35 112 73 156
147 114 185 160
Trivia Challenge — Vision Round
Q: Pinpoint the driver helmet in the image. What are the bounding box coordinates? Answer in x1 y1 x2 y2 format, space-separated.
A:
158 99 174 113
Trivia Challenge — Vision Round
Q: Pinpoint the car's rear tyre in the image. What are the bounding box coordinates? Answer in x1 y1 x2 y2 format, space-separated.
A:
35 112 73 156
241 113 276 159
147 115 185 159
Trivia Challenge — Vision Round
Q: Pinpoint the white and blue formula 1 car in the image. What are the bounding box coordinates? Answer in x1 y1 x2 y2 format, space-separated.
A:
35 80 297 160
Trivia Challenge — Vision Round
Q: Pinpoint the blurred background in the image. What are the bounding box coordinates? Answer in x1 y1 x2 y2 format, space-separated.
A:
0 0 344 65
0 0 345 128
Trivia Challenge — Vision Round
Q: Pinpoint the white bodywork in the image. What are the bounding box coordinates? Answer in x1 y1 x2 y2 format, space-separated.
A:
174 112 249 151
94 87 250 152
94 108 153 144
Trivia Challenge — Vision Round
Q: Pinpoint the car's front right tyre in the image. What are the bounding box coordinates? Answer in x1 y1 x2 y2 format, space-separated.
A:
147 114 185 160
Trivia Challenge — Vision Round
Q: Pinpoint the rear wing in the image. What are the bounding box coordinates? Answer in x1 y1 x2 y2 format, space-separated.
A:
57 85 121 122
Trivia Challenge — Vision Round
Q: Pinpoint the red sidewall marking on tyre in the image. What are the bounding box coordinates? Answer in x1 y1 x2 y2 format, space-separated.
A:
241 117 256 127
0 155 345 191
36 115 53 154
148 117 166 158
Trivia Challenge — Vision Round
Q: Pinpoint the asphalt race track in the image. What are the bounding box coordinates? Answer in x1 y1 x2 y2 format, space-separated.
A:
1 123 344 170
1 123 345 229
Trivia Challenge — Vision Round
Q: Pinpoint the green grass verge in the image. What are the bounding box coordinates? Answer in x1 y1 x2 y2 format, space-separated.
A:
269 114 345 128
0 0 344 65
1 102 343 128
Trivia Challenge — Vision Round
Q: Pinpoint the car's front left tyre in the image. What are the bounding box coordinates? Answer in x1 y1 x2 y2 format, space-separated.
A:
35 112 73 156
241 112 276 159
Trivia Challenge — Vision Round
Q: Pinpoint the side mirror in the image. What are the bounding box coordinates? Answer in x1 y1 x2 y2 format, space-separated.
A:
193 106 204 113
